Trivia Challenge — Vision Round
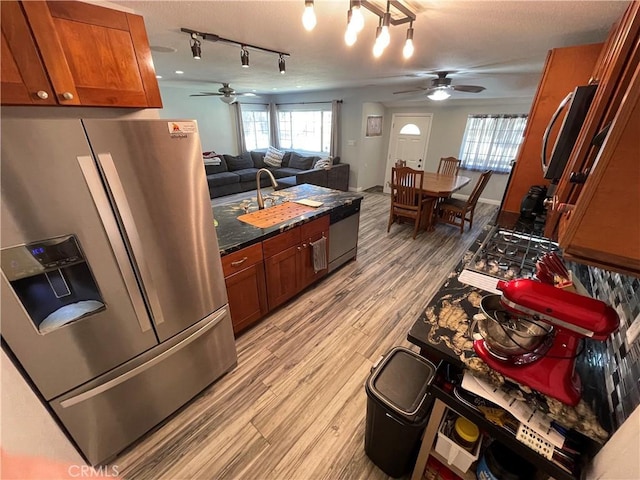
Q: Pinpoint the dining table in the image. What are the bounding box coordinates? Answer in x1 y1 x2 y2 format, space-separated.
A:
419 172 471 230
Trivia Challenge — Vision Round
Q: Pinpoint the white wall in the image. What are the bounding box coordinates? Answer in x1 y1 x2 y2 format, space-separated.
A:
384 99 532 203
586 405 640 479
1 350 84 466
159 86 237 154
157 84 533 199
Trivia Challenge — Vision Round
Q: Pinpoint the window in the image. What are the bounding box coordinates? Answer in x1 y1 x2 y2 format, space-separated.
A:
458 114 528 173
399 123 421 135
242 105 269 151
278 103 332 154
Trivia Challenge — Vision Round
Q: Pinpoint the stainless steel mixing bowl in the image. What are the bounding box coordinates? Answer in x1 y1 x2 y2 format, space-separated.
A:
478 294 553 357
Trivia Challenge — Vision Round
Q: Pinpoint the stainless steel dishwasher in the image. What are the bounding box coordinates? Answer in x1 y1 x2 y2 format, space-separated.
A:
328 199 361 272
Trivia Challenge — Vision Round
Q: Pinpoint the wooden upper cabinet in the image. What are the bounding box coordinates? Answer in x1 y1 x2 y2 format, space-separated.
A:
1 1 56 105
499 43 603 216
1 1 162 107
558 65 640 277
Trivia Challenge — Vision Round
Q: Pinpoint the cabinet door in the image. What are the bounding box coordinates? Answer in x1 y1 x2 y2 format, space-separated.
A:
499 43 602 217
265 245 300 310
225 263 268 335
20 1 162 107
222 243 268 334
559 68 640 276
1 1 56 105
299 216 330 290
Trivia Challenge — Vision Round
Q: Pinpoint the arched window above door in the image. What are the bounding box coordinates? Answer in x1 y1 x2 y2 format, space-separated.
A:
399 124 421 135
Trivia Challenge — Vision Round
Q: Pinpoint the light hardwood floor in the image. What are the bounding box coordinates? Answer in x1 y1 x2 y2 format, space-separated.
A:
112 190 496 480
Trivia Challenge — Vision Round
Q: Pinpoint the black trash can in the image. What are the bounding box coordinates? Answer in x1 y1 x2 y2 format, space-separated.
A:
365 346 437 478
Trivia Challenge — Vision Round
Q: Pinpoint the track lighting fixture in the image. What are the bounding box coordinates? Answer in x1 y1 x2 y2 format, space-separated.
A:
190 34 201 60
240 46 249 68
302 1 317 31
341 1 416 58
181 28 290 73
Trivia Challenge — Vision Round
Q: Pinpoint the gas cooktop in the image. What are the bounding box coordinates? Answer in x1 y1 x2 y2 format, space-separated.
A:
466 225 560 282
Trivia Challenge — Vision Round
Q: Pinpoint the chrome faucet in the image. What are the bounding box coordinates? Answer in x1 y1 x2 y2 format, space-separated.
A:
256 168 279 209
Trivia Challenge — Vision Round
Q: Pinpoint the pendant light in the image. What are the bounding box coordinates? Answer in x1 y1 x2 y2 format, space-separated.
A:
349 1 365 33
403 23 414 59
240 46 249 67
344 9 357 46
302 1 317 31
278 54 286 74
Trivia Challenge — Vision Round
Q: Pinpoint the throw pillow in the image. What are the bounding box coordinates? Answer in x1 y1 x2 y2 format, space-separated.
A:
289 152 316 170
251 151 266 168
224 152 253 171
314 156 332 169
264 146 284 168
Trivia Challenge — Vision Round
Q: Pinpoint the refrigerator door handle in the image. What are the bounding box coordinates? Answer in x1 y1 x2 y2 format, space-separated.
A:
59 308 228 408
77 155 153 334
95 153 165 326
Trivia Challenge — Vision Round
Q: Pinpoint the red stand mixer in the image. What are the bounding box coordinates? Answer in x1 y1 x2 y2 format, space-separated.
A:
473 279 619 406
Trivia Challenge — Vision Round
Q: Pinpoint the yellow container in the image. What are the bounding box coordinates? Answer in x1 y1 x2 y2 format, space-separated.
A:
453 417 480 452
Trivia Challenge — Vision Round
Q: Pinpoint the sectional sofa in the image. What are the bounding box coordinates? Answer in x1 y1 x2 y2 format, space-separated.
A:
203 150 349 198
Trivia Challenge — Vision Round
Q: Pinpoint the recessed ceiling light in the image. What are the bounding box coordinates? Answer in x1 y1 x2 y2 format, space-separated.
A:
175 70 184 74
296 86 302 88
272 87 278 91
156 75 163 79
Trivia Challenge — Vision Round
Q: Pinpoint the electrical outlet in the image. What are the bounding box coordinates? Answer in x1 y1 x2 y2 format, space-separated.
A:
625 313 640 345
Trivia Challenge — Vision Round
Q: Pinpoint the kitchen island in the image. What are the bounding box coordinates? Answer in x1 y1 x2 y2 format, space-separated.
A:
212 184 363 334
407 225 610 480
213 184 363 255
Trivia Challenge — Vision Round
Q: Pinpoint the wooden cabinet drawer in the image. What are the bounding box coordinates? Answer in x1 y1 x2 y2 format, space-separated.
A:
301 215 330 241
263 227 301 258
221 243 263 277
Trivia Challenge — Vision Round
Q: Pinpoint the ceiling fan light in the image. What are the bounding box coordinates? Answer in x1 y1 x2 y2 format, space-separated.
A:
302 0 316 31
428 89 451 101
220 95 236 104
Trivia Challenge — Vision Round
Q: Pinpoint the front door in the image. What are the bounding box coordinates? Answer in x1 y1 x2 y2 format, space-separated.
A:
384 114 433 194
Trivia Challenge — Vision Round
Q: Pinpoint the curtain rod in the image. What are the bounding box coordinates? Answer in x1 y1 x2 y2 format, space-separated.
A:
276 100 342 106
239 100 342 106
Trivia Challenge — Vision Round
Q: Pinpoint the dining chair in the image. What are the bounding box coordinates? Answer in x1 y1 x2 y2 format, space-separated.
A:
438 157 461 176
387 166 435 239
438 170 493 234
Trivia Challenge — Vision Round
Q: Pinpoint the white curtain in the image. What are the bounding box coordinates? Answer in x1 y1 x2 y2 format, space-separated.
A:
330 100 342 158
458 114 527 173
233 102 246 153
269 102 280 149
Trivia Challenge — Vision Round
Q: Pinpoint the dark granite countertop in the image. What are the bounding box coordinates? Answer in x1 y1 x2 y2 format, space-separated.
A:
213 184 363 256
408 226 611 444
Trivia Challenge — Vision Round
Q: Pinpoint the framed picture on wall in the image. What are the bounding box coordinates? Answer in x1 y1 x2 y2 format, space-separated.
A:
366 115 383 137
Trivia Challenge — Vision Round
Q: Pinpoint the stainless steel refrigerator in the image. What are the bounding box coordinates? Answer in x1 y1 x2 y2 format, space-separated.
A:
0 118 237 465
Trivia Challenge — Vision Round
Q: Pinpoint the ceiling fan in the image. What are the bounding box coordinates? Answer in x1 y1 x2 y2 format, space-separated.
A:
190 83 257 103
394 72 486 101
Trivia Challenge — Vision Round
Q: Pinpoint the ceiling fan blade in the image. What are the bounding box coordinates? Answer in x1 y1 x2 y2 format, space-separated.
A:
189 93 223 97
393 88 428 95
452 85 486 93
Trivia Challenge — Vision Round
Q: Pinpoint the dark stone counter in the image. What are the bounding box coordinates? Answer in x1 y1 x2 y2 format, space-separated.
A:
213 184 363 256
408 227 611 443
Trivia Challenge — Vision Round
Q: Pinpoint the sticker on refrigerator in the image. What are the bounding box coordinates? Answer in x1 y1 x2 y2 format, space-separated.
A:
167 121 197 135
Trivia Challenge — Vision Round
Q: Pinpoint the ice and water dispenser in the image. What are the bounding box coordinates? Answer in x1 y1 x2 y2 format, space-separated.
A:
1 235 105 334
